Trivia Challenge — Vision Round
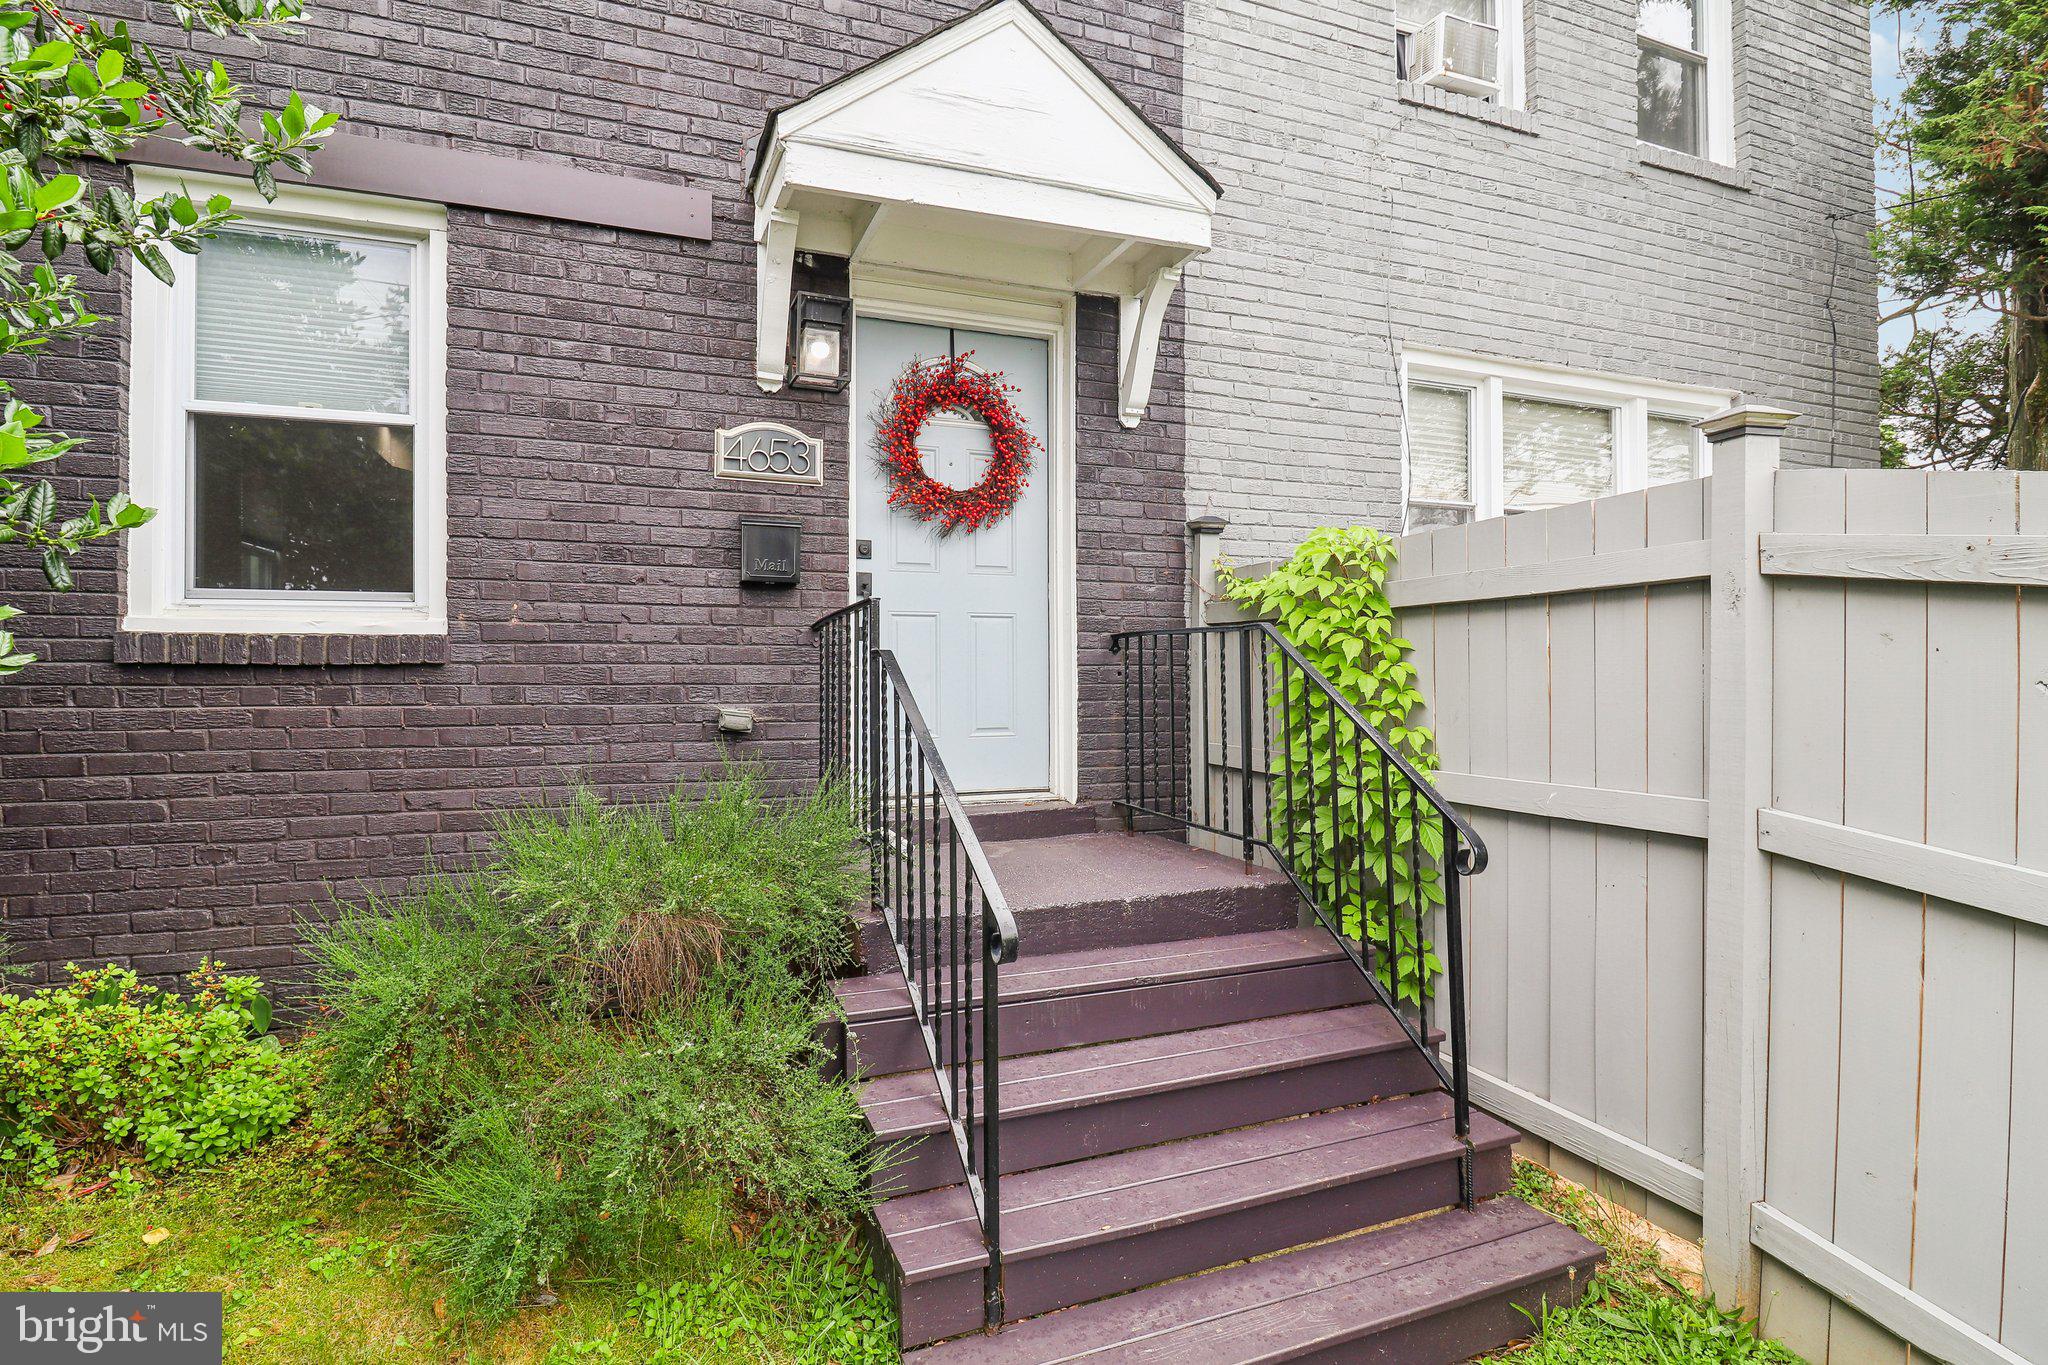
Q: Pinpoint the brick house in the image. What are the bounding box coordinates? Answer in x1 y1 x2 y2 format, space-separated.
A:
0 0 1876 991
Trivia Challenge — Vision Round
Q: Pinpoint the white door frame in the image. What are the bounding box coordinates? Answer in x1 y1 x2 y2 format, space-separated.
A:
845 266 1079 805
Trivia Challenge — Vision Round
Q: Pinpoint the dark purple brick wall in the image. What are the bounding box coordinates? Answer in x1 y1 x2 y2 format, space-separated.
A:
0 0 1189 986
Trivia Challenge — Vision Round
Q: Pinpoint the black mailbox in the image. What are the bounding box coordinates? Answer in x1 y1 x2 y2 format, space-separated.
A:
739 515 802 586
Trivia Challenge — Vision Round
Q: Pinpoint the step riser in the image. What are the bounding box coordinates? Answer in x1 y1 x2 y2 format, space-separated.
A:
861 889 1304 967
872 1049 1446 1198
947 804 1107 843
1003 884 1303 956
897 1146 1514 1349
847 959 1368 1079
1288 1266 1595 1364
901 1199 1604 1363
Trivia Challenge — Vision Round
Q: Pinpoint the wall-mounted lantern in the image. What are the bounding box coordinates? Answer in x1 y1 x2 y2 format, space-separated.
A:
786 293 851 392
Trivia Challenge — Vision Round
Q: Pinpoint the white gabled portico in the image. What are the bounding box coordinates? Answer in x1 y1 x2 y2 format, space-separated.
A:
747 0 1218 427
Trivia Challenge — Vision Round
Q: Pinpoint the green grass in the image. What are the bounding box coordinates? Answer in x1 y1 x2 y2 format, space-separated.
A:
0 1143 1810 1364
0 1126 895 1364
1475 1160 1804 1363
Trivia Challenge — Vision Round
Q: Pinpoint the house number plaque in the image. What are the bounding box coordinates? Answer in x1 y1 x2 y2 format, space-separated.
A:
715 422 824 485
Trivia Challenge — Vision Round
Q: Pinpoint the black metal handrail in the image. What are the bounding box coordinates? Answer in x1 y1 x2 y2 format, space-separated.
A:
812 599 1021 1329
813 597 877 830
1109 619 1486 1205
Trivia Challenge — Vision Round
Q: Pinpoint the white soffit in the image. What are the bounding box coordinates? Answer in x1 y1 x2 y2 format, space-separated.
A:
749 0 1218 426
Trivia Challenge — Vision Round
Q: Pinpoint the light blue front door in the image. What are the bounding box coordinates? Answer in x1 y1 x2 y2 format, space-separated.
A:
854 317 1052 795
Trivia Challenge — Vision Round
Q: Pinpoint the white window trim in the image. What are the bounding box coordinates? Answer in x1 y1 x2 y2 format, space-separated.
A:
1397 347 1736 531
1396 0 1527 111
125 168 449 637
1636 0 1734 165
1499 0 1526 110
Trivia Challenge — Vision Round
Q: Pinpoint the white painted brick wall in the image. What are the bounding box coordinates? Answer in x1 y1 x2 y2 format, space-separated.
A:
1181 0 1881 559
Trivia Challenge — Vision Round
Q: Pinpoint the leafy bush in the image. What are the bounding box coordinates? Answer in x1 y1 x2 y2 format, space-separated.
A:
306 768 875 1315
1223 525 1443 1004
0 962 305 1180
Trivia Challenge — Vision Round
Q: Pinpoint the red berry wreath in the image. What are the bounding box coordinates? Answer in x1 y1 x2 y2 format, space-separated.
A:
874 352 1040 534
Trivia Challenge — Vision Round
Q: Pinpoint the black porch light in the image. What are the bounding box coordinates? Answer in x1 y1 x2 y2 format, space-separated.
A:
786 292 851 393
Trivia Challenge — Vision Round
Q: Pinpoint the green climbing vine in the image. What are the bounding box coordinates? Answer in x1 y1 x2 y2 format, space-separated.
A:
1222 526 1443 1007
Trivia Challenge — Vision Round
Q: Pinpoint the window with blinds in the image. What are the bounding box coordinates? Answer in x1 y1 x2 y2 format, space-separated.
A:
1406 383 1473 514
186 226 419 597
1402 351 1725 529
1647 413 1700 484
1502 396 1615 510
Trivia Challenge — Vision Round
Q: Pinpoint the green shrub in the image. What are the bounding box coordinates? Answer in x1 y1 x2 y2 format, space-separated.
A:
0 962 305 1181
308 871 539 1129
306 767 876 1315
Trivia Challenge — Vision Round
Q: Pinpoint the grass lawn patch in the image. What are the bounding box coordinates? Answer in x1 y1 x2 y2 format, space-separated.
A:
0 1128 896 1363
1476 1159 1804 1363
3 769 899 1361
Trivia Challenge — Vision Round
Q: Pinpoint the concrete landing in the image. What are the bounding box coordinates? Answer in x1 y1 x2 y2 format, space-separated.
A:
980 832 1301 955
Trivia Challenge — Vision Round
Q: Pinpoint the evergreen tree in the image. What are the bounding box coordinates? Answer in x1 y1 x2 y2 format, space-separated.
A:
1879 1 2048 468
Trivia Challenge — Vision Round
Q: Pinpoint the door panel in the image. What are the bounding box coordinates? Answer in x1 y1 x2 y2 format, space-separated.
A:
854 316 1052 794
970 614 1017 736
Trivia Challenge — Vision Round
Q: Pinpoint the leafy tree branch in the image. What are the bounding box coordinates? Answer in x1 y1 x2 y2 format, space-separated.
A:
0 0 336 675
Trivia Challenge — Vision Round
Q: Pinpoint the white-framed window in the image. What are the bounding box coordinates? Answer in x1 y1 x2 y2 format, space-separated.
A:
1394 0 1526 108
125 169 448 636
1636 0 1733 163
1399 349 1734 530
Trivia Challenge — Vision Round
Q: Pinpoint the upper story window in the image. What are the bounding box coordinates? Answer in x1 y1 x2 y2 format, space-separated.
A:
125 170 448 636
1401 350 1732 530
1637 0 1732 163
1395 0 1524 108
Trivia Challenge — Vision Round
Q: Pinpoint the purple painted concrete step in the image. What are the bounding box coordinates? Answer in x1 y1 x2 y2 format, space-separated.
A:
880 1092 1520 1347
949 800 1107 843
845 830 1295 972
979 832 1302 954
834 928 1366 1078
861 1005 1444 1197
904 1196 1604 1364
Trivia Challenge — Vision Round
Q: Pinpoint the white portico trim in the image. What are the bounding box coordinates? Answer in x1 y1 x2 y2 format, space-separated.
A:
747 0 1218 428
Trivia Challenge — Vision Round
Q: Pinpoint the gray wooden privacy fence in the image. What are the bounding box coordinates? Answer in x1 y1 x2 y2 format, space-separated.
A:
1196 410 2048 1365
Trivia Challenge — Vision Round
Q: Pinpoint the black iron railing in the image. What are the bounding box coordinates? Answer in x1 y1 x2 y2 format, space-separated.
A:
813 598 1021 1328
1109 620 1488 1205
814 598 878 829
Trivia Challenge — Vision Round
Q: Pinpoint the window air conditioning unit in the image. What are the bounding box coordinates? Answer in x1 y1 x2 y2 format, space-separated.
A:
1406 13 1501 100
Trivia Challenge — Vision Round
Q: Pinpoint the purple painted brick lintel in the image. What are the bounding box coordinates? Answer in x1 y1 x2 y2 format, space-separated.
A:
113 632 451 667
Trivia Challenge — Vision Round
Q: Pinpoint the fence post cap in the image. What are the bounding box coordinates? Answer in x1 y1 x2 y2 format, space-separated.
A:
1700 404 1801 443
1187 514 1229 534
